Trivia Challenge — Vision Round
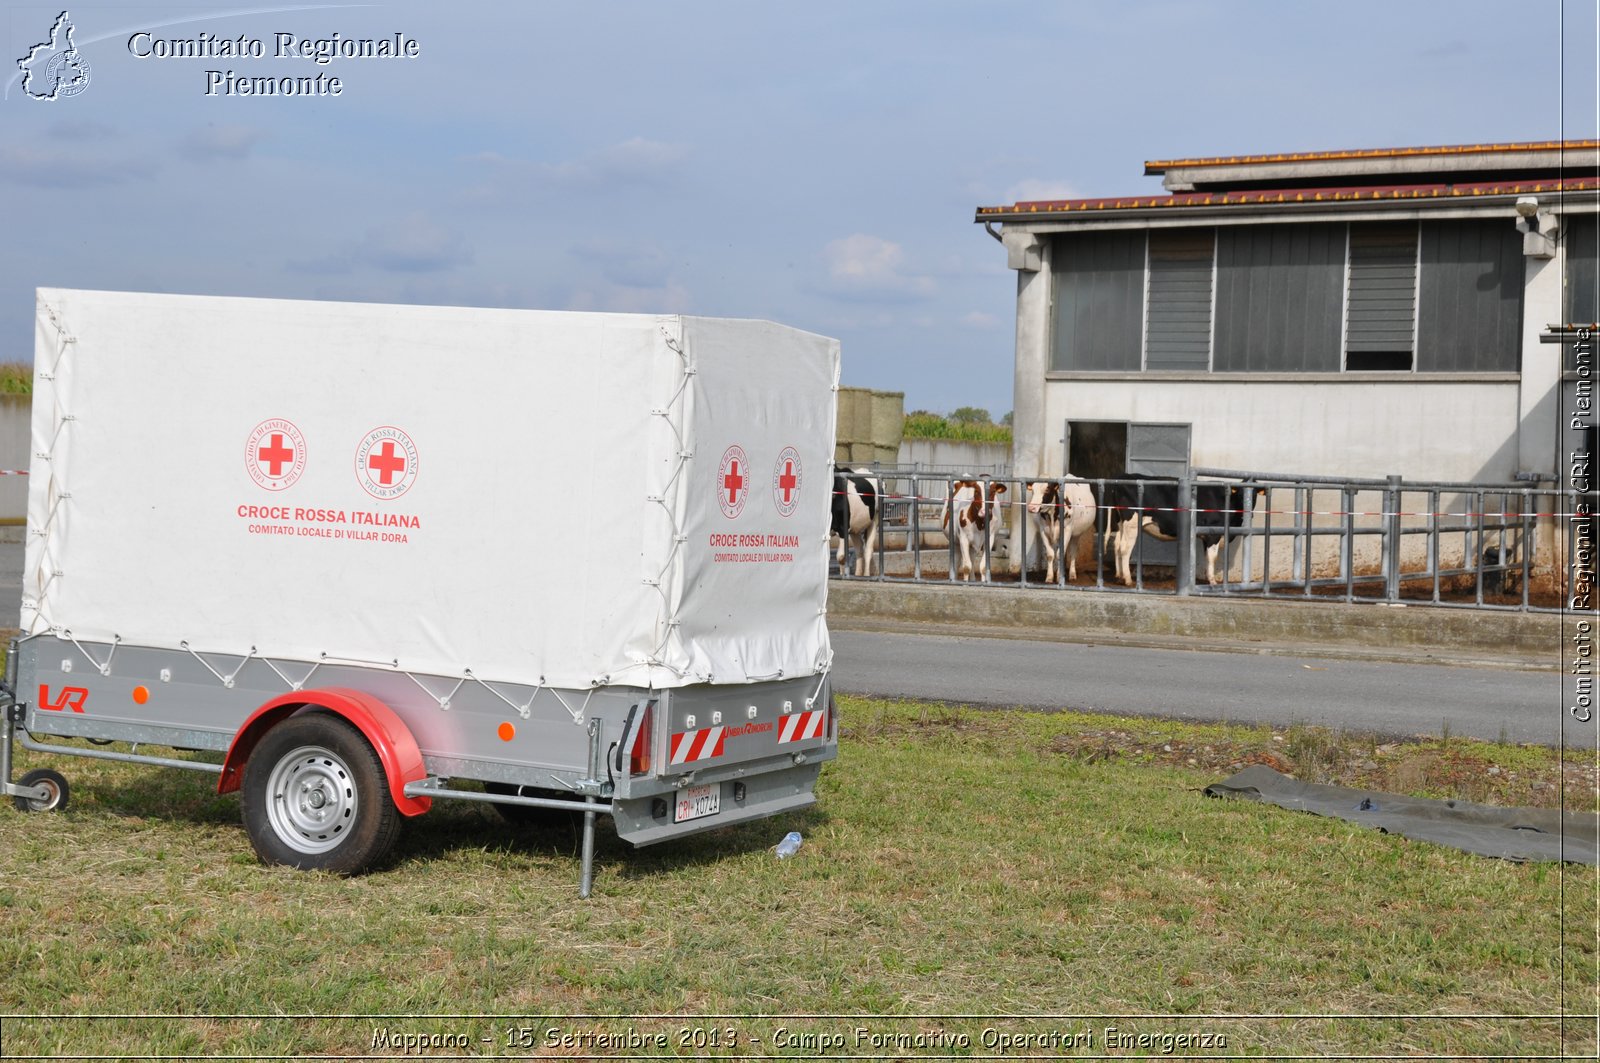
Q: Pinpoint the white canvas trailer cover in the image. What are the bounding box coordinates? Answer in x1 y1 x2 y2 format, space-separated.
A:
24 289 838 690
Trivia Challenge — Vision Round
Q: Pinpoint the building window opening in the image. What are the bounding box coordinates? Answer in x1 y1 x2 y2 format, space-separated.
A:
1345 350 1414 372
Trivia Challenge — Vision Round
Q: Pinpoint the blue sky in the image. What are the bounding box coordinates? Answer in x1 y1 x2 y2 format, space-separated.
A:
4 1 1599 416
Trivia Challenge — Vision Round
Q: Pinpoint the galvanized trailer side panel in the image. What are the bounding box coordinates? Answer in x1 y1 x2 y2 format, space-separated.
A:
18 634 836 846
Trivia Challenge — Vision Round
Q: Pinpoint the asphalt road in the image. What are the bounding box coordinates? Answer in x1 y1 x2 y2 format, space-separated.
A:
0 539 1578 747
829 628 1587 748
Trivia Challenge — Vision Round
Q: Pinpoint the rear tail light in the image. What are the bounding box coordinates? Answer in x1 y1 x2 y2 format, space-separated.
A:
630 700 655 776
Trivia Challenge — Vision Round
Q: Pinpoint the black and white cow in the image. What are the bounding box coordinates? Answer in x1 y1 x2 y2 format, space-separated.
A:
1102 476 1262 586
831 470 880 576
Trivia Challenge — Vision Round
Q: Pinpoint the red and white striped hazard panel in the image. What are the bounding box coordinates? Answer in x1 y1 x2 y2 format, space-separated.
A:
777 709 826 744
669 726 726 765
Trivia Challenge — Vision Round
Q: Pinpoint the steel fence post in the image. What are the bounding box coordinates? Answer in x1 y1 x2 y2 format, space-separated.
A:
1383 475 1402 602
1176 470 1193 596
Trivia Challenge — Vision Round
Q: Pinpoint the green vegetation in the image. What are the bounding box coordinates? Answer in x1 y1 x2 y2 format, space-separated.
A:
903 407 1013 444
0 363 32 396
1 699 1593 1056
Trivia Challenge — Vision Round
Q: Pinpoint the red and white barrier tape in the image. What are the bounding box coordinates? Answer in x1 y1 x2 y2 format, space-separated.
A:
828 487 1581 521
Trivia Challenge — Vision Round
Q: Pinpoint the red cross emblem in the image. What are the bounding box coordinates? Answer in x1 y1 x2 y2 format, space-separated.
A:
246 418 307 492
367 441 407 485
259 435 294 476
717 445 748 519
355 426 419 500
772 446 802 517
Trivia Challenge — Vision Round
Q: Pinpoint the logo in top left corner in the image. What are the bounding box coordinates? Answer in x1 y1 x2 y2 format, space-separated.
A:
247 419 307 492
17 11 92 102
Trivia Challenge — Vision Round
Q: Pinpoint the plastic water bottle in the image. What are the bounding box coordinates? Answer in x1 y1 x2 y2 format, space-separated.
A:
774 831 803 859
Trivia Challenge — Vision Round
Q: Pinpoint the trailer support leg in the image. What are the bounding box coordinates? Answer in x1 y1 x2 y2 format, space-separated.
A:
0 705 14 792
580 798 597 899
579 717 602 899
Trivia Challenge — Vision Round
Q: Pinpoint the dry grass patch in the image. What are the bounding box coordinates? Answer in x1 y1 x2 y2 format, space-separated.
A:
0 697 1593 1057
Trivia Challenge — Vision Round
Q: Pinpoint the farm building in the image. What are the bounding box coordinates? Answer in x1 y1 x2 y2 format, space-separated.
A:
974 141 1598 591
976 141 1597 487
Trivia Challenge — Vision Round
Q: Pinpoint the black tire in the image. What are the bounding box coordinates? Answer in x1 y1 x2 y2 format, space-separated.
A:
241 712 401 874
483 781 580 826
13 768 69 813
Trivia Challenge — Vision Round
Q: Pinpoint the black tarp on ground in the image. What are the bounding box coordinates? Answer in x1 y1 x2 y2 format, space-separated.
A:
1204 765 1600 865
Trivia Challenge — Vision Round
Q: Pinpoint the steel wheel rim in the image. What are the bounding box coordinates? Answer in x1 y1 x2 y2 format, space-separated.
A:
28 779 61 812
265 744 358 854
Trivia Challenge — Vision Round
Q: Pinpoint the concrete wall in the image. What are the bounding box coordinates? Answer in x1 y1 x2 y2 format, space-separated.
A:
1043 377 1522 483
0 396 27 521
896 438 1011 472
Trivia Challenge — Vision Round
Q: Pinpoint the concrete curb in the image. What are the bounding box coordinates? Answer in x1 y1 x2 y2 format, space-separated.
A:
826 580 1567 670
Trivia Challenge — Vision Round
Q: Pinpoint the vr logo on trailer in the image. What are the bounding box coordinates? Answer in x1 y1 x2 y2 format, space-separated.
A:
246 418 308 492
717 445 748 519
38 684 89 713
355 426 419 500
771 446 802 518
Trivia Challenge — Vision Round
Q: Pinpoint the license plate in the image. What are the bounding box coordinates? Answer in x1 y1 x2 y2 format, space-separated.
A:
674 783 720 823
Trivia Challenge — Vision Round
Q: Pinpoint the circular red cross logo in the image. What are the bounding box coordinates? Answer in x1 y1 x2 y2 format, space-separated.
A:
246 418 307 492
772 446 802 518
355 426 419 500
717 444 748 519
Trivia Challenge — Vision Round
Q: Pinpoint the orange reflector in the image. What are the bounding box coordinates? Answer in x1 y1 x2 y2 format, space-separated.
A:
497 722 515 742
132 685 150 705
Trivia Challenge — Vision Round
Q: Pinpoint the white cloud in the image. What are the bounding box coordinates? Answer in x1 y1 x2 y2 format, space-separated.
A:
0 144 154 188
961 310 999 328
566 281 691 315
179 124 267 162
288 213 472 275
358 214 472 273
465 138 690 201
1005 178 1079 203
569 239 673 289
817 233 936 302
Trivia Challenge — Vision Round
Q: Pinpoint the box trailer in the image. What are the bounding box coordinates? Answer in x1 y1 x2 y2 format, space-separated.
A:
1 289 840 895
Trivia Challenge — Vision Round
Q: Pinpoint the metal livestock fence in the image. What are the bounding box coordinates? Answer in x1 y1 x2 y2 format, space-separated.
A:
831 465 1583 614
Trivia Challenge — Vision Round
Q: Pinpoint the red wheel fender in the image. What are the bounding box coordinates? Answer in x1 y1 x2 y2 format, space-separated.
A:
218 687 431 816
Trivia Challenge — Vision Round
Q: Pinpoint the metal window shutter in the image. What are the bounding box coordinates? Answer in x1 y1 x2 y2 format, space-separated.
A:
1568 215 1599 327
1146 229 1213 370
1213 223 1343 372
1416 219 1522 372
1051 231 1145 371
1346 223 1417 353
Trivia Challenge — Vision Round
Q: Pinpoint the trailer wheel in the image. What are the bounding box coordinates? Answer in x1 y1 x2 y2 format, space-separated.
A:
13 768 69 813
241 712 401 874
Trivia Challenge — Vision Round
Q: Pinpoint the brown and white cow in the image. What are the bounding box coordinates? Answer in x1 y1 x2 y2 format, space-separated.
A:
942 479 1007 582
1023 479 1096 583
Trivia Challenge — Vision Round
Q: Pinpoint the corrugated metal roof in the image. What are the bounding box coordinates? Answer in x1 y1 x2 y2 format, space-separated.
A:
976 176 1600 219
1144 140 1600 174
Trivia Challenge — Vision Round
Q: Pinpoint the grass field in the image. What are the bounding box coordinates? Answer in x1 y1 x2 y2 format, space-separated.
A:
0 363 31 396
1 698 1595 1058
